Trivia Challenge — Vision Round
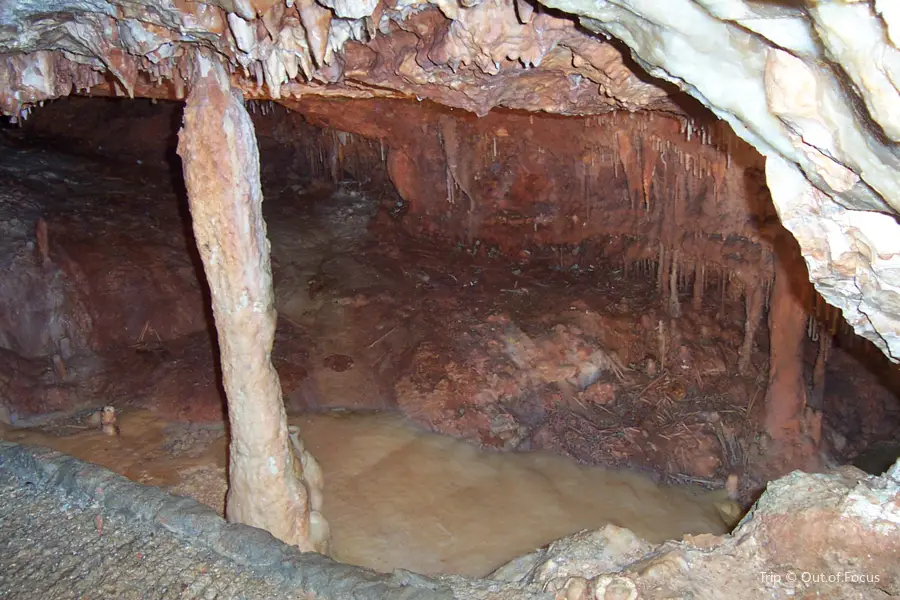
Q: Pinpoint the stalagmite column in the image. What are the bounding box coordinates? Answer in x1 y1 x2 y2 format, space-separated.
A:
763 234 818 467
738 284 764 374
176 54 328 553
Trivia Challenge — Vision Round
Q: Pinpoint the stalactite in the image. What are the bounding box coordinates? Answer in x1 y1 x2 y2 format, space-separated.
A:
587 151 595 222
446 164 454 205
657 319 667 370
829 304 840 335
337 135 344 179
668 251 681 318
641 134 657 213
615 131 640 210
173 74 185 99
614 142 619 179
692 263 704 311
807 316 820 342
329 130 340 183
657 242 666 292
709 152 727 205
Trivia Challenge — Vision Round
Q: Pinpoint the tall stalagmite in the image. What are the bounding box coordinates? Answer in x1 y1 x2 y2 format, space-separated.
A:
176 53 327 553
763 233 818 469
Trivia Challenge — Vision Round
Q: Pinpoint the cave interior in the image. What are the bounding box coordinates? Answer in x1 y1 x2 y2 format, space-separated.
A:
2 0 900 592
5 93 900 474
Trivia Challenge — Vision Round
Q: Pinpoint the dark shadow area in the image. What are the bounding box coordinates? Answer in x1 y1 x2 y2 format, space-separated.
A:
162 106 224 402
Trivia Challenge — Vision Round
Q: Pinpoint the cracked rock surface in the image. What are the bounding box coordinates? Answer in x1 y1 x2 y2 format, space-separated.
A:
0 461 306 599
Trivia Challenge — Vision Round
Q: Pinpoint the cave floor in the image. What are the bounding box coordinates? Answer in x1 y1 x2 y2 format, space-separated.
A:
0 408 735 577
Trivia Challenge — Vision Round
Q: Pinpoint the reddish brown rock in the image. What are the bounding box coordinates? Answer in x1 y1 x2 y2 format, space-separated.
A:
178 55 325 553
493 464 900 599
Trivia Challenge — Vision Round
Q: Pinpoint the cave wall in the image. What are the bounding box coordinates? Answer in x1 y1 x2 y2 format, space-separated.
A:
279 98 775 298
11 98 183 167
15 97 775 292
0 99 209 360
11 96 853 347
8 96 896 455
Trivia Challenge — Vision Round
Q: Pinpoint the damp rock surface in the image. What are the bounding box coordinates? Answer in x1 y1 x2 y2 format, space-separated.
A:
491 463 900 600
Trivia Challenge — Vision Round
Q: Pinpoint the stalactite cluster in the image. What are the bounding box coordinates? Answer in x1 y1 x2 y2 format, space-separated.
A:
0 0 673 119
249 97 895 408
4 0 900 362
280 100 772 328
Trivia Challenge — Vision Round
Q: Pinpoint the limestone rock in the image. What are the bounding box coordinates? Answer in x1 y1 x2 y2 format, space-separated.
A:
495 464 900 599
489 525 654 585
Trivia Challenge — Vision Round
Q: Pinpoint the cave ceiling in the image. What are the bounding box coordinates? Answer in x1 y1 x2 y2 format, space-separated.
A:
2 0 900 362
0 0 675 114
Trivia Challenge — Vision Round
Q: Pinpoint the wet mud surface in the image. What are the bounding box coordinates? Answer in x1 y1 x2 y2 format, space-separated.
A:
0 408 735 577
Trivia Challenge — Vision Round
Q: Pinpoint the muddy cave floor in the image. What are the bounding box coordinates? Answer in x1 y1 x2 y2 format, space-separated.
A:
0 133 898 573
